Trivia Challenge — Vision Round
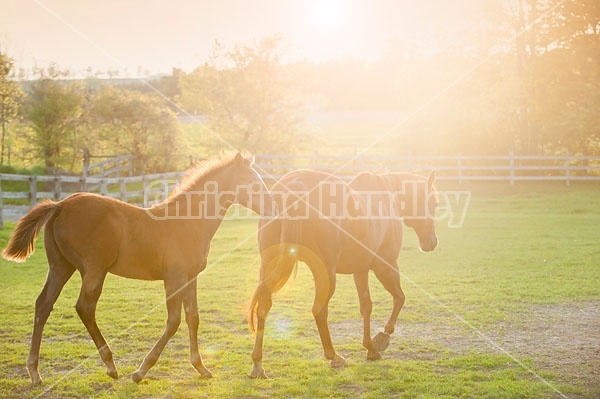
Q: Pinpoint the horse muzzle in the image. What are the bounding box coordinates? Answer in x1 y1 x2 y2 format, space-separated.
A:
419 236 438 252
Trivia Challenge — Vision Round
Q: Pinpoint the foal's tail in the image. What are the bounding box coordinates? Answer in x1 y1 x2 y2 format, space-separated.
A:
2 200 60 262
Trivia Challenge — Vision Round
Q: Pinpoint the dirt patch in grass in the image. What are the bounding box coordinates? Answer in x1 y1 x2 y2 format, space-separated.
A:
330 301 599 398
487 301 600 397
395 301 599 397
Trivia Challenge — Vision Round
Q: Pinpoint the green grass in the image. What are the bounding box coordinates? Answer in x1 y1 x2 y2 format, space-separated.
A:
0 182 598 398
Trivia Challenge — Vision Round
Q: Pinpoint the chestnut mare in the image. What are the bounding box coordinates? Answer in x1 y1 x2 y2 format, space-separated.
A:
3 152 273 384
248 169 437 378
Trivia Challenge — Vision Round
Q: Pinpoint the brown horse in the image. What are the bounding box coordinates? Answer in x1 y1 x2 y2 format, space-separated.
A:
2 152 273 384
248 169 437 378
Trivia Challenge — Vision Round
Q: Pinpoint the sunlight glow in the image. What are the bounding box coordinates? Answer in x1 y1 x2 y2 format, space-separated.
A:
309 0 347 30
291 0 373 61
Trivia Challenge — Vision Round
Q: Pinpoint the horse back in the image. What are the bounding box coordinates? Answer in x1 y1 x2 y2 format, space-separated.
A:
50 193 164 279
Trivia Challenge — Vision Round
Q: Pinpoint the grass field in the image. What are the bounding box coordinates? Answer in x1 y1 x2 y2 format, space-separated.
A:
0 182 599 398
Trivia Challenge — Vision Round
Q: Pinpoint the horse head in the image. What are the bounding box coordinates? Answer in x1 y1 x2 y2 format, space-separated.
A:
230 152 275 217
395 171 438 252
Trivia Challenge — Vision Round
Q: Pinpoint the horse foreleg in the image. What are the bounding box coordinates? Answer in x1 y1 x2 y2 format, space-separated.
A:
27 263 75 384
183 279 212 378
311 267 345 368
75 270 118 380
373 265 405 352
250 284 272 379
353 272 380 360
132 278 184 383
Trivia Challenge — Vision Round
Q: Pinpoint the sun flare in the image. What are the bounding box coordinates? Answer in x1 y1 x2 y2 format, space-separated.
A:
294 0 372 61
309 0 347 30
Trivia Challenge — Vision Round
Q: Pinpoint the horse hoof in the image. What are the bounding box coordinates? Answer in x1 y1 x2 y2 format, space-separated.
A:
107 369 119 380
198 367 213 378
131 371 144 384
249 362 268 379
367 350 381 361
372 332 390 352
27 367 42 385
330 354 346 368
249 370 268 379
30 376 43 386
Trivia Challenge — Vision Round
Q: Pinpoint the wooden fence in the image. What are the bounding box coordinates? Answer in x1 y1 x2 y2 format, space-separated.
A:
83 154 134 178
254 153 600 184
1 153 598 224
0 172 185 225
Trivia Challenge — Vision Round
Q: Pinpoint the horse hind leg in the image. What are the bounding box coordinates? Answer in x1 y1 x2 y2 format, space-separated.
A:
309 265 345 368
250 281 273 379
249 252 296 379
27 261 75 384
75 270 118 380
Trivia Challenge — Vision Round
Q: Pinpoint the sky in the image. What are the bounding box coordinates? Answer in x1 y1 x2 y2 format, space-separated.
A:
0 0 486 77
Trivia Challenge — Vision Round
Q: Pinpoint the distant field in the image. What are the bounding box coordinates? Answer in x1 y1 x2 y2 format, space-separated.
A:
0 182 598 398
180 112 413 157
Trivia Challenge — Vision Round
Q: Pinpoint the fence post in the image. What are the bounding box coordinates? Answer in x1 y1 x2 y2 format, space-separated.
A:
120 179 127 201
143 176 149 207
565 153 571 187
457 153 463 185
29 176 38 207
100 179 108 196
0 178 3 229
54 177 62 201
357 153 365 173
80 176 87 192
82 148 90 177
509 152 515 185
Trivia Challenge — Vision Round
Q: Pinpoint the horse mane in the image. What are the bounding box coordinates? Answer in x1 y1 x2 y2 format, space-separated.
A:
164 151 248 206
385 172 438 200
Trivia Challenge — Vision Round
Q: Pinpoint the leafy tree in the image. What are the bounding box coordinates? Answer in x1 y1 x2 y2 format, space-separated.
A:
504 0 599 154
178 36 304 153
0 49 24 165
91 86 181 173
24 66 84 171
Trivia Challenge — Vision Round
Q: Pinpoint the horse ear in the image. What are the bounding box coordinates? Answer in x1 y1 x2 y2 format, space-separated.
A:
235 151 253 166
235 152 244 165
428 171 436 188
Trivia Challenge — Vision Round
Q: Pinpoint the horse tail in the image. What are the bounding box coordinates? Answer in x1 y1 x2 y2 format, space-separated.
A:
280 179 306 253
278 180 308 283
2 200 61 262
248 252 297 333
248 181 306 334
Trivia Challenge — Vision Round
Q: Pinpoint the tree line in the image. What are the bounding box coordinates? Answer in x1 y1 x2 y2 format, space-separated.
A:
0 64 181 174
0 0 598 174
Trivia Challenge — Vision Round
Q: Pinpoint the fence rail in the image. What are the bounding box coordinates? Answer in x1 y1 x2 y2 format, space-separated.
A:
1 153 598 225
83 154 134 178
255 153 600 184
0 171 186 226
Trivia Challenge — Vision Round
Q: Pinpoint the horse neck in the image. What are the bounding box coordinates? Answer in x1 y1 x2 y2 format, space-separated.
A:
387 173 421 217
151 166 236 237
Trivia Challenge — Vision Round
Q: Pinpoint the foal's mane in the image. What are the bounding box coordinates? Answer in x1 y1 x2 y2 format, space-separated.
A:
164 151 246 205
